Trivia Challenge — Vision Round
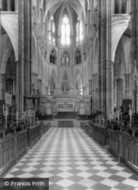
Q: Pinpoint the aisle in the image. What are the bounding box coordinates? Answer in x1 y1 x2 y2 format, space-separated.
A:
4 124 138 190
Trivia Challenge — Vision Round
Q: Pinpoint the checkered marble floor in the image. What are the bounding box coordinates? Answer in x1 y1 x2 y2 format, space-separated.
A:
4 121 138 190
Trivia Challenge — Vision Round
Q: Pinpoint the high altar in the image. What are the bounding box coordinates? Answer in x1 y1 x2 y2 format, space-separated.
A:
40 93 91 118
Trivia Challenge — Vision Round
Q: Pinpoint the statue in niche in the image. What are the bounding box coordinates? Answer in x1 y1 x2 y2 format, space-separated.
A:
31 84 35 96
50 50 56 64
76 50 81 64
61 71 70 94
61 53 70 66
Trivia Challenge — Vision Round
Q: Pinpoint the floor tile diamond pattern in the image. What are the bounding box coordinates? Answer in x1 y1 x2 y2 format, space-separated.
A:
4 122 138 190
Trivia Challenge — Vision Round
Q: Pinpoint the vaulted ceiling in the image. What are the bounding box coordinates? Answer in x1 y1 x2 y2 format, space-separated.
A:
43 0 86 22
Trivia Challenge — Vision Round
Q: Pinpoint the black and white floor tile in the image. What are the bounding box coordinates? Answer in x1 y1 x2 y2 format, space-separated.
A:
4 120 138 190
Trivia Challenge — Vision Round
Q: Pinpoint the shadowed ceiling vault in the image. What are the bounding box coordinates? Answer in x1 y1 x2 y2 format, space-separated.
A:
43 0 86 22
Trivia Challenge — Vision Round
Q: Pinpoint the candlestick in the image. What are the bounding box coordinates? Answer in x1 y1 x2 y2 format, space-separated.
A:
129 107 132 128
16 111 19 126
5 106 9 129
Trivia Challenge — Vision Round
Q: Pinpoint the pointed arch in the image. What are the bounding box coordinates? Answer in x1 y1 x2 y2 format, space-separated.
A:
112 16 130 62
0 35 14 75
57 5 73 37
32 33 37 73
92 36 98 74
114 40 126 76
83 65 88 86
61 14 71 45
44 0 86 23
1 14 18 61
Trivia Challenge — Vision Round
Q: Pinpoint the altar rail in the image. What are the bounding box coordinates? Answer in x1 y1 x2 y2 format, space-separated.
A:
0 122 51 175
109 130 138 175
80 122 107 146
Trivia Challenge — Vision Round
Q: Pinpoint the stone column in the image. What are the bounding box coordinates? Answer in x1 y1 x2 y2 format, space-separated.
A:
118 0 123 13
24 0 32 97
98 0 102 112
7 0 10 11
91 75 94 112
111 0 115 14
38 79 42 112
130 0 137 107
16 60 20 111
116 79 123 108
31 72 36 87
0 0 2 10
124 73 131 99
35 74 39 92
38 79 42 95
15 0 18 12
137 86 138 113
98 0 112 119
131 0 136 67
127 0 131 13
133 79 137 113
93 74 98 112
114 79 117 105
17 0 25 118
90 0 94 114
106 0 113 118
42 82 45 95
99 0 107 117
136 0 138 70
0 2 3 100
0 74 5 100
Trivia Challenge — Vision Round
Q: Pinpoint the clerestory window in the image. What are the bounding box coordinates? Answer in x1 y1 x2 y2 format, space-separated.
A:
48 16 55 45
2 0 15 11
61 15 71 46
76 19 83 45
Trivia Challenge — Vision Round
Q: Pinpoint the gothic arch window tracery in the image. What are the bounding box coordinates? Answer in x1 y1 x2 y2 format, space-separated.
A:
114 0 128 14
76 18 84 45
61 15 71 46
48 16 55 45
2 0 15 11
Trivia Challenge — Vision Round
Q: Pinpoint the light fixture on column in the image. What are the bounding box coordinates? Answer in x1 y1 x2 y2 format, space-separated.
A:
80 87 83 96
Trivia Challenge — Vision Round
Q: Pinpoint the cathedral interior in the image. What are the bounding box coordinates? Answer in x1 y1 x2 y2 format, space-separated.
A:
0 0 138 189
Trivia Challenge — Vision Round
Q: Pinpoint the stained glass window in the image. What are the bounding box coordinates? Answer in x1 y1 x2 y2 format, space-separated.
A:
48 16 55 45
61 15 70 45
76 19 83 44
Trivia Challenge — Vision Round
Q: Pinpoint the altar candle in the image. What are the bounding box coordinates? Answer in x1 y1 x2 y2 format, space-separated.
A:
5 107 8 129
118 110 120 125
129 108 132 127
16 111 19 126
